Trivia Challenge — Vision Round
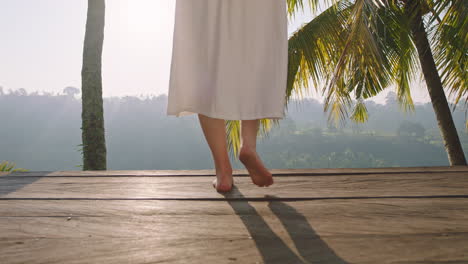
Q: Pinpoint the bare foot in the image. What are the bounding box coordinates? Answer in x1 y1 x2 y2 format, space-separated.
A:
238 147 273 187
212 172 233 193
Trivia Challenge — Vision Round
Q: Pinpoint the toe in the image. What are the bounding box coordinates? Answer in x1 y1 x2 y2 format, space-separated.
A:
212 179 217 189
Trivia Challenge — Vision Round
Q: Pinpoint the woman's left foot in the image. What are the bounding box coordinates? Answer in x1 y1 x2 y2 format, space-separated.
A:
238 147 274 187
212 173 233 193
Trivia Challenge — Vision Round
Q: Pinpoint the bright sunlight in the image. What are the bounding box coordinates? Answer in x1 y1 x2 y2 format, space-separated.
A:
112 0 168 34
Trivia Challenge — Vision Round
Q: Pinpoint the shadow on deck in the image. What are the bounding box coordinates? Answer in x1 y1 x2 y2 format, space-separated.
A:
1 166 467 263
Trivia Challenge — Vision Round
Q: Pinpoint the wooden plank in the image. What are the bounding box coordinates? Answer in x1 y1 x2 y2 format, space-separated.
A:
1 199 468 231
1 199 467 263
1 172 467 199
2 234 467 264
5 165 468 177
2 167 467 263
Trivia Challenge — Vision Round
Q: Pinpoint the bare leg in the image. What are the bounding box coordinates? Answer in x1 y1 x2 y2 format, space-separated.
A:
239 119 274 187
197 113 233 192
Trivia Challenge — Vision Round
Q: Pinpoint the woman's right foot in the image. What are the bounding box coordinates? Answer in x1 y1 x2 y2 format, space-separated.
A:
238 147 273 187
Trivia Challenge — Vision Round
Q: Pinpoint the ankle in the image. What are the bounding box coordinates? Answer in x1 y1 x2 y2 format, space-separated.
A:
215 165 233 176
240 145 256 154
239 147 258 163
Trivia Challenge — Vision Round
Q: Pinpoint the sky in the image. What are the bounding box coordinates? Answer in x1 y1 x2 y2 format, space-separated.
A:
0 0 433 105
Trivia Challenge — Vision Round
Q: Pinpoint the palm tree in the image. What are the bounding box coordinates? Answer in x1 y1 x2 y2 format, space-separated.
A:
405 0 466 165
226 0 466 165
81 0 107 170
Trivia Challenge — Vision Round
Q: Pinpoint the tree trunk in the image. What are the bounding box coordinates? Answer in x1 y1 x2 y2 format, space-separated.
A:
81 0 107 170
408 4 467 165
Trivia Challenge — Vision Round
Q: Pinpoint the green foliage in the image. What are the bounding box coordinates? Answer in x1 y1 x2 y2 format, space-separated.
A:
397 120 426 137
0 160 28 172
258 123 455 169
281 147 389 168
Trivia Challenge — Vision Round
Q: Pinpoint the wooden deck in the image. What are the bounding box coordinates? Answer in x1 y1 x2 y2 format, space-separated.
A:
1 166 467 264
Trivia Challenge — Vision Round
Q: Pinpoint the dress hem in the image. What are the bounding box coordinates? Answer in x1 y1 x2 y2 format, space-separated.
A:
167 108 285 121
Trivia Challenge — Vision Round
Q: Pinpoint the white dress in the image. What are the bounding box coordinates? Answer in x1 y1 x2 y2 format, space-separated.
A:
167 0 288 120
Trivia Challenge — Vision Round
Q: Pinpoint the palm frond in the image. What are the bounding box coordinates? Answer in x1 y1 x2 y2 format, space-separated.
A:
350 98 369 123
324 0 394 126
379 3 417 112
432 0 468 111
225 120 241 160
286 0 337 18
225 117 278 159
288 1 351 98
258 118 276 139
0 161 28 172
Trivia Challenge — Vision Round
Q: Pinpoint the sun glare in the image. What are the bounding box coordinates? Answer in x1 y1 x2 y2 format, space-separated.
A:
114 0 163 34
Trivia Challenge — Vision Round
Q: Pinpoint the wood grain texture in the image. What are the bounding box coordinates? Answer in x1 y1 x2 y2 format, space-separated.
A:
1 199 468 263
4 165 468 177
1 166 467 263
0 172 467 199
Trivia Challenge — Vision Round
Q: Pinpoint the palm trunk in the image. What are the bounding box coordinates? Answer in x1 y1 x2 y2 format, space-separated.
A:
408 4 466 165
81 0 107 170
